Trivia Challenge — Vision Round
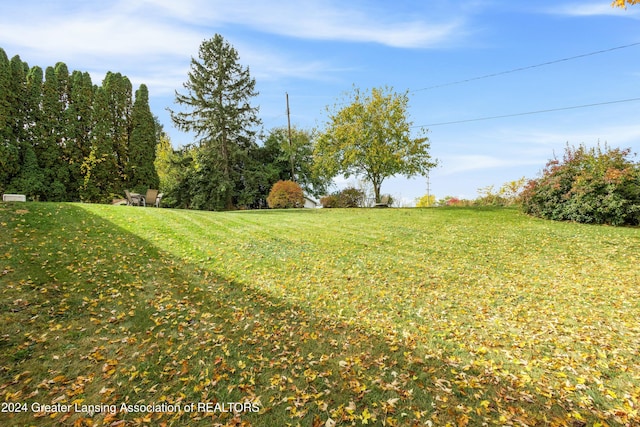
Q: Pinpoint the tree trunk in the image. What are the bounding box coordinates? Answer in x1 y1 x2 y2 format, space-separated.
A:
373 183 381 204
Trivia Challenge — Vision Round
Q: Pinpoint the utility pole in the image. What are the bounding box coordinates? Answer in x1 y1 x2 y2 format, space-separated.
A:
286 92 294 180
426 171 431 206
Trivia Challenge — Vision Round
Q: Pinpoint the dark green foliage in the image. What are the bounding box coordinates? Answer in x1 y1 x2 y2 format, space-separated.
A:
162 146 198 209
521 143 640 225
128 84 159 192
233 143 282 209
8 55 29 145
1 54 30 194
80 86 121 203
0 47 159 203
170 34 261 210
7 145 44 200
262 127 331 199
0 49 16 193
66 71 95 201
102 72 133 185
37 64 70 201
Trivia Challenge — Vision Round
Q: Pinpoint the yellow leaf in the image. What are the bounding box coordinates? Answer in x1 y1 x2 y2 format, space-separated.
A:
361 408 372 424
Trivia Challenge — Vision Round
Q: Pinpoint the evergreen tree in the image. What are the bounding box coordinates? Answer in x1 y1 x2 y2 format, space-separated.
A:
102 72 132 186
0 49 157 203
38 63 70 201
0 48 17 193
8 145 44 200
128 84 159 191
8 56 29 148
3 55 30 194
66 71 95 201
81 86 119 202
170 34 261 210
25 65 43 143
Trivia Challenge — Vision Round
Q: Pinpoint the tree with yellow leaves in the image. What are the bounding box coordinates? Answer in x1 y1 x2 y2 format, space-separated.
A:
612 0 639 7
316 86 437 204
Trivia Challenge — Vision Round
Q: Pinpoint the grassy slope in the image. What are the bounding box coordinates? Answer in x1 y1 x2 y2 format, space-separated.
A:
1 203 639 426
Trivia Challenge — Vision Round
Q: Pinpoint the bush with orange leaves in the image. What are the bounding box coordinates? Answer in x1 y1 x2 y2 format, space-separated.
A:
266 180 304 209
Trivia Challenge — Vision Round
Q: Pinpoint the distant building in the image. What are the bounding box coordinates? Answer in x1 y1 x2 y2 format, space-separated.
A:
303 196 319 209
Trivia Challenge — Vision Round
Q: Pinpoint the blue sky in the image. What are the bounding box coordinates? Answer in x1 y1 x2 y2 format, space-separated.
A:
1 0 639 204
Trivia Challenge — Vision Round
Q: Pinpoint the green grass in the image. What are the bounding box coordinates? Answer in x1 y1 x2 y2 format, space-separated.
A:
1 203 639 426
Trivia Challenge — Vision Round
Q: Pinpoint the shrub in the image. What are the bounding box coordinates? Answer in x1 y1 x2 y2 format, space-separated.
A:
416 194 436 207
338 187 365 207
266 180 304 209
475 178 526 207
521 143 640 225
437 196 473 207
320 194 339 208
320 187 365 208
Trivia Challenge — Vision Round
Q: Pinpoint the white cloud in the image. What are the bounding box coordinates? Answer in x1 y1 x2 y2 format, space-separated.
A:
0 4 201 60
546 2 640 17
4 0 437 91
142 0 468 48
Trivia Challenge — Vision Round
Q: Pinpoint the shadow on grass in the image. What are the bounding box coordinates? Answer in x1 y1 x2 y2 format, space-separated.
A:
0 203 595 426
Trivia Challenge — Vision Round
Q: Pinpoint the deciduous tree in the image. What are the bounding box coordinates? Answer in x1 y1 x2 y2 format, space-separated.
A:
612 0 639 8
263 127 331 198
316 86 436 203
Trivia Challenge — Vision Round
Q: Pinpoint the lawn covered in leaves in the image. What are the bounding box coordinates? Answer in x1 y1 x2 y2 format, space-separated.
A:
1 202 639 426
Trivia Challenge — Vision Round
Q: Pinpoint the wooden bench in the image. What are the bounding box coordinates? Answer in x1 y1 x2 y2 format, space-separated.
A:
2 194 26 202
374 195 390 208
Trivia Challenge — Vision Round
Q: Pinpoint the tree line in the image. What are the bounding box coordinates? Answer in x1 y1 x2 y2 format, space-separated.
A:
2 34 436 210
161 34 335 210
0 47 159 202
161 34 434 210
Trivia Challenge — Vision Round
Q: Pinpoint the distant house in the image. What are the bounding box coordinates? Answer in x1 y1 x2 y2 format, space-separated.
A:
303 196 319 209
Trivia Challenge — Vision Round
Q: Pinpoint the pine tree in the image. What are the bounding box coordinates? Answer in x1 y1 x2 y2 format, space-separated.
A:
170 34 261 210
128 84 159 191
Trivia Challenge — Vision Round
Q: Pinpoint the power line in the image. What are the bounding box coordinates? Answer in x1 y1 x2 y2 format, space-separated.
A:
412 97 640 128
411 42 640 93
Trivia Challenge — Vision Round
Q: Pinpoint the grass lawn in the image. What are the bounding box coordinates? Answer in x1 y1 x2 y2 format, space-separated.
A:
1 202 639 426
